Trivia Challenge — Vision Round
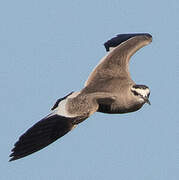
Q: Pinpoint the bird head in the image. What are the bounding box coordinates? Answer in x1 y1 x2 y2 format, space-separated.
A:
131 84 151 105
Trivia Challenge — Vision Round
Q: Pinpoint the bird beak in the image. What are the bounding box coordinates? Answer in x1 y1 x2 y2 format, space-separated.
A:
144 97 151 105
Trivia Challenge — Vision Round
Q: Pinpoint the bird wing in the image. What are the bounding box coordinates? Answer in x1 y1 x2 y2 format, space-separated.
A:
9 90 101 161
9 114 86 161
9 90 117 161
84 33 152 87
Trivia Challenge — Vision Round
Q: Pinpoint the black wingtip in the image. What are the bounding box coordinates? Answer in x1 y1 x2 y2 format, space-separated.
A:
9 152 17 162
104 33 152 52
9 114 76 161
9 156 16 162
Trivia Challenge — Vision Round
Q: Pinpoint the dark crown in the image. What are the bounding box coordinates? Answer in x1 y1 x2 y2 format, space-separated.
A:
132 84 149 90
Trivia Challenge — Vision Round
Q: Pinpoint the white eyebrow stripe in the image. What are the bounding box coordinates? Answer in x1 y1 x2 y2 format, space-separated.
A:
135 88 150 97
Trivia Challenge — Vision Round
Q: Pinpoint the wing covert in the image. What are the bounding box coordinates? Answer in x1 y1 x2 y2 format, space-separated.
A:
85 33 152 87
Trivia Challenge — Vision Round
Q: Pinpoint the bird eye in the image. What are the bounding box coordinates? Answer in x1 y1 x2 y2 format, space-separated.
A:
132 90 139 96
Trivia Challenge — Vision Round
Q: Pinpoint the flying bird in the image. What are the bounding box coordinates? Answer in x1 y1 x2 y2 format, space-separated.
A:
10 33 152 161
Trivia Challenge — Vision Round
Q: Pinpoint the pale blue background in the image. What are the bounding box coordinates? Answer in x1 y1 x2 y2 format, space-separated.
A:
0 0 178 179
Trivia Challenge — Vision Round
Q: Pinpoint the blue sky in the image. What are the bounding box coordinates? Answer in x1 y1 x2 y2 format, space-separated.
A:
0 0 178 179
